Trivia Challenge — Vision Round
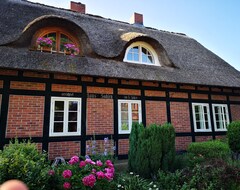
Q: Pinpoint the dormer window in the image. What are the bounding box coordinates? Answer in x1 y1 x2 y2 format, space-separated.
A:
124 42 160 66
33 27 79 55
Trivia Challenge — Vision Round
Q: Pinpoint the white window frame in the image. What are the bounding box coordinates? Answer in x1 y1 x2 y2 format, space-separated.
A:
192 103 212 132
212 104 229 131
123 41 160 66
50 97 81 137
118 100 142 134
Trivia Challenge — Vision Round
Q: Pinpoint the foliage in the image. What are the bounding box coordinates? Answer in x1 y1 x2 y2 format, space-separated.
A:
156 170 182 190
64 43 79 55
187 140 230 166
128 122 144 172
36 37 53 47
129 123 175 178
115 172 159 190
0 139 51 190
227 121 240 154
54 155 115 190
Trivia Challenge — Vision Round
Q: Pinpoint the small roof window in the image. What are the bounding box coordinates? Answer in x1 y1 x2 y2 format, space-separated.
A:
124 42 160 66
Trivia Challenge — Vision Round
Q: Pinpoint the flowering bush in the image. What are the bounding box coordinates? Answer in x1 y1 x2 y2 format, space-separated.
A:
64 43 79 55
36 37 53 47
55 155 115 189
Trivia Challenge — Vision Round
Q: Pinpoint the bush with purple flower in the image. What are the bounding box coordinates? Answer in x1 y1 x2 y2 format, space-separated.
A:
55 155 115 189
64 43 79 55
36 37 53 47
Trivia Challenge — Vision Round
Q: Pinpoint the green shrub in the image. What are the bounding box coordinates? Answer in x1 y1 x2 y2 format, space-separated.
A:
187 140 230 166
129 123 175 178
227 121 240 154
128 122 144 172
0 139 51 190
115 172 159 190
156 170 182 190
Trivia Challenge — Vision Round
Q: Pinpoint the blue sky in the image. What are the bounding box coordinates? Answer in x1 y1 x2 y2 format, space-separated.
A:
29 0 240 71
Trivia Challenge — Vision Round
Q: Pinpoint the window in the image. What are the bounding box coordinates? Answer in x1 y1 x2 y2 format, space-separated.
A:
124 42 160 66
212 104 229 131
35 27 79 54
50 97 81 136
118 100 142 134
192 103 211 132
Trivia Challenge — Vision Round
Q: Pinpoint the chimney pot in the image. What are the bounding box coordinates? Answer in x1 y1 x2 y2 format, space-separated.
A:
130 12 143 25
70 1 85 14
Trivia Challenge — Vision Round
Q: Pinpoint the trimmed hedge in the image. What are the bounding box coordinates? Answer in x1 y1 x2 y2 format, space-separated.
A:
187 140 230 165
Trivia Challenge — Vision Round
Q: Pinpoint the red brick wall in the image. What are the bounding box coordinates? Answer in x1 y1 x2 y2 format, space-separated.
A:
118 139 129 155
175 136 192 150
195 136 212 142
51 84 82 93
87 99 113 135
48 141 81 160
169 92 188 99
0 69 18 76
145 90 165 97
231 105 240 121
23 71 49 78
146 101 167 126
191 93 208 100
0 80 3 88
118 88 141 96
170 102 191 133
10 81 45 91
54 74 78 80
6 95 44 138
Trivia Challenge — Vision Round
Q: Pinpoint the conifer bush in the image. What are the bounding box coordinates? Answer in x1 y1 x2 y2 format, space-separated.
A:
128 122 144 172
227 121 240 155
128 123 175 178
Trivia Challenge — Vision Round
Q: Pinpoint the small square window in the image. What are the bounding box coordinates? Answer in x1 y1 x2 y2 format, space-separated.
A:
118 100 142 134
192 103 212 132
50 97 81 136
212 104 229 131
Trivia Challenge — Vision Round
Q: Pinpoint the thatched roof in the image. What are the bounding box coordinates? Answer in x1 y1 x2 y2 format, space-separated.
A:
1 0 240 87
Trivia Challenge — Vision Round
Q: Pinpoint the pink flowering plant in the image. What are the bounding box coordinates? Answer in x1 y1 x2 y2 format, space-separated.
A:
55 155 115 190
64 43 79 55
36 37 53 47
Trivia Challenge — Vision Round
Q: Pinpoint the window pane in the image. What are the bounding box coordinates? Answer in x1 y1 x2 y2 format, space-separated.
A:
55 101 64 111
121 112 128 120
69 112 77 121
121 122 129 131
60 34 74 52
44 33 56 51
196 121 201 129
132 103 139 122
68 122 77 132
194 105 200 113
54 112 64 121
121 103 128 111
69 101 78 111
142 47 153 64
54 122 63 132
127 47 139 62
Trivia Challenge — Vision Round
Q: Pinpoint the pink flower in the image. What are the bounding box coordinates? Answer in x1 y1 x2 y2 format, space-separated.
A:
105 167 114 174
62 170 72 178
48 170 55 176
96 160 103 167
79 161 86 168
92 169 96 174
105 160 113 167
69 155 79 165
105 172 113 181
96 171 105 179
63 182 71 189
85 158 92 164
82 174 96 188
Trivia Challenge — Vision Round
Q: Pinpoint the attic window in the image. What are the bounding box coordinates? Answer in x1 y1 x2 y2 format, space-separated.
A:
34 27 79 55
124 42 160 66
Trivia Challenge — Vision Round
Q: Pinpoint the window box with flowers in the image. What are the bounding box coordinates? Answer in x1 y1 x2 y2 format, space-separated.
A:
64 43 79 56
36 37 53 53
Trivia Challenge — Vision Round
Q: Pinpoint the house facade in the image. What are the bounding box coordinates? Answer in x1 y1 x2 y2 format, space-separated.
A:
1 0 240 160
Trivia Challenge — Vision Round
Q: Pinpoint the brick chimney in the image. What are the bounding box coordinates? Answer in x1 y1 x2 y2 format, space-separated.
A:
130 12 143 26
70 1 85 14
